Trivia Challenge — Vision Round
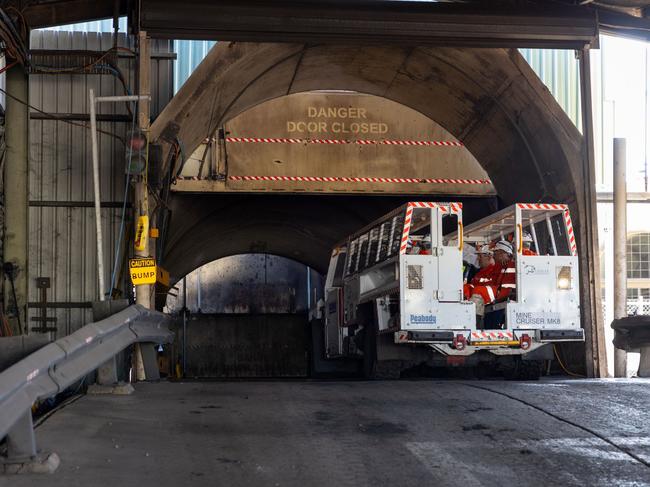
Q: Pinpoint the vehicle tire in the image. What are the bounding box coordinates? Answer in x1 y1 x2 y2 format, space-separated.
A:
375 360 402 379
503 357 543 380
361 322 378 379
521 360 543 380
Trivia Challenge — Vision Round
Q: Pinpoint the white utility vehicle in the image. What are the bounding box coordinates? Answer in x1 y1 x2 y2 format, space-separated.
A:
316 202 584 379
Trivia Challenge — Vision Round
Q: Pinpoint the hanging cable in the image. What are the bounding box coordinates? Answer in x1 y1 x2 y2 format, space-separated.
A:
0 86 125 143
108 98 138 297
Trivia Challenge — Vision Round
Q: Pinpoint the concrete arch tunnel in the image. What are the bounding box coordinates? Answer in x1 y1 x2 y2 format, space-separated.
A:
151 42 604 374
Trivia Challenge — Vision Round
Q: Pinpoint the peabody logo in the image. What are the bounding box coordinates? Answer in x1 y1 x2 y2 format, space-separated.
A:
410 314 437 324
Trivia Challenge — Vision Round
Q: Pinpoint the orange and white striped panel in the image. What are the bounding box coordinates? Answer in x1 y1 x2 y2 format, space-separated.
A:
399 202 463 255
470 331 514 342
400 205 414 254
563 209 577 256
516 203 568 211
407 202 463 214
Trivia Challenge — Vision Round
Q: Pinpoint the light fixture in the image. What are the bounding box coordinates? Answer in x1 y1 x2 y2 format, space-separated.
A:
557 266 572 290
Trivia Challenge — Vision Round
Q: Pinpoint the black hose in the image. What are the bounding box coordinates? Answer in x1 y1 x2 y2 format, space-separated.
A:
2 262 23 333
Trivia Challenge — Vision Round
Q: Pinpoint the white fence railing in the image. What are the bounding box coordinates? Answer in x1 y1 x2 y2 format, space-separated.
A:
602 300 650 319
627 300 650 316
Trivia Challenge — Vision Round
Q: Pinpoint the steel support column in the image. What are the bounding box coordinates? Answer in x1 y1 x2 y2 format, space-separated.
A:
3 67 29 336
578 49 608 377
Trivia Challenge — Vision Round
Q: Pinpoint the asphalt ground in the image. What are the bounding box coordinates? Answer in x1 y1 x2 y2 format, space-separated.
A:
5 379 650 487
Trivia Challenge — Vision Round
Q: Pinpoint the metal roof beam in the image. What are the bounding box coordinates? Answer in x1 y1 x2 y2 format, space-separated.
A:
10 0 126 29
138 0 599 49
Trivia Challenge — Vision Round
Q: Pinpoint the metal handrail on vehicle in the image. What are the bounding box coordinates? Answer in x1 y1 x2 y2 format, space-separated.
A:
0 304 173 471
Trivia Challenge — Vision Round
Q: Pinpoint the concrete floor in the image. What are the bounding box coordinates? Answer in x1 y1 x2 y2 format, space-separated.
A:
5 379 650 487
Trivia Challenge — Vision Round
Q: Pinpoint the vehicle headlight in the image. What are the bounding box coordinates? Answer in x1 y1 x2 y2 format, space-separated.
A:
557 266 572 290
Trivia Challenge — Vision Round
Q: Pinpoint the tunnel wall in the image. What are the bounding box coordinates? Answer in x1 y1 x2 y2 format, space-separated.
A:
152 43 585 279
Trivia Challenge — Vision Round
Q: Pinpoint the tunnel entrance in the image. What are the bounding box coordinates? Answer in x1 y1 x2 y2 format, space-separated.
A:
165 254 323 378
152 44 604 374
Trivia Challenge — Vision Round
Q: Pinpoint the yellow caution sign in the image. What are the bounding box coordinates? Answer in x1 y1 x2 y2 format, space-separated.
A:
129 258 157 285
157 266 170 287
134 215 149 251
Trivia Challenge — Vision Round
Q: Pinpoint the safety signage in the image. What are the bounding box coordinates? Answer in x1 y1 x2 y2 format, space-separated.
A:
134 215 149 251
129 258 157 285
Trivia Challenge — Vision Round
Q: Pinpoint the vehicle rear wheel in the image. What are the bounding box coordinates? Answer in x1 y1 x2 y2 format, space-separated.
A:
503 357 543 380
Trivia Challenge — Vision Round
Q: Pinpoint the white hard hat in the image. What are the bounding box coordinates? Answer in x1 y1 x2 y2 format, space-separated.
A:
476 245 493 256
522 231 533 243
422 235 432 242
494 240 513 255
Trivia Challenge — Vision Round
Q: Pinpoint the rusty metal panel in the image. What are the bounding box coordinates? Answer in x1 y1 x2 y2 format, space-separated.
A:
27 31 174 339
165 254 324 315
183 314 308 378
175 92 495 196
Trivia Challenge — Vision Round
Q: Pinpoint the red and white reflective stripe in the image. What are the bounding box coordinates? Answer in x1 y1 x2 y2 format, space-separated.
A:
485 286 496 302
424 179 489 185
516 203 568 211
225 136 464 147
564 209 577 256
226 175 490 185
397 331 409 342
470 331 514 341
402 202 463 214
400 205 414 254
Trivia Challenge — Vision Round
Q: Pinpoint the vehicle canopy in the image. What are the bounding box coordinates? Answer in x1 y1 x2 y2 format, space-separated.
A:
461 203 576 258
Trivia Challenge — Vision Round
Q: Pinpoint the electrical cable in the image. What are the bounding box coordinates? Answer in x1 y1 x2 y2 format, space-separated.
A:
108 98 138 296
0 8 28 64
0 85 125 143
0 60 17 75
553 344 586 378
460 382 650 468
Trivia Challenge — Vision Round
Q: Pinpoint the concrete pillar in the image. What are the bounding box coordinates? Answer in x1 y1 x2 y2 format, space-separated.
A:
613 138 628 377
3 67 29 336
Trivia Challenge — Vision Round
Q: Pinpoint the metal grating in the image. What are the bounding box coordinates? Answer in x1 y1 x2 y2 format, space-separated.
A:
407 265 423 290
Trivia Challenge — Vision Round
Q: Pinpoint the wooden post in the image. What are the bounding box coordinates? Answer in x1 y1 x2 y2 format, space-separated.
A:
134 30 151 380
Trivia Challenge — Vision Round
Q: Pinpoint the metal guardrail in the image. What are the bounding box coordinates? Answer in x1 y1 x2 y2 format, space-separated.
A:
0 304 173 471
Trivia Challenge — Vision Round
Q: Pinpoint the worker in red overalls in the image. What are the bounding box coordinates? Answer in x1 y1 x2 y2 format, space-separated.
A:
463 246 497 299
492 240 516 300
468 240 516 326
522 231 538 256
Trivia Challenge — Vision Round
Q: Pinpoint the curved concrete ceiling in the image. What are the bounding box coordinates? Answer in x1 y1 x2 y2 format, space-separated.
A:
152 43 586 282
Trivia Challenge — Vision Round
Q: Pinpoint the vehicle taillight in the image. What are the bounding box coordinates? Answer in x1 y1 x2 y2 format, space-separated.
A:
452 334 467 351
519 333 532 351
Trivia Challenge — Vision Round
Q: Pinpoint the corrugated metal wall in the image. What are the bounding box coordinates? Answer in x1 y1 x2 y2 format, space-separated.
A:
174 40 216 93
520 48 582 130
28 31 174 338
